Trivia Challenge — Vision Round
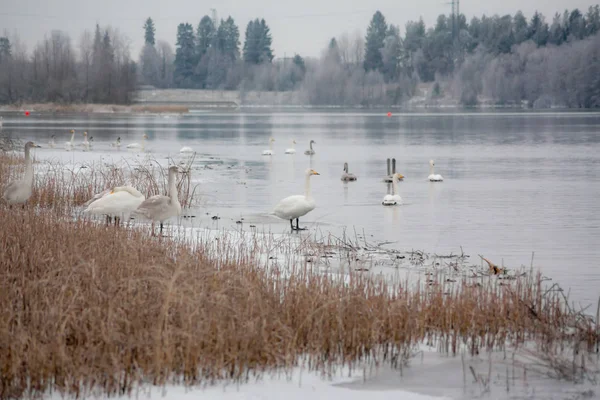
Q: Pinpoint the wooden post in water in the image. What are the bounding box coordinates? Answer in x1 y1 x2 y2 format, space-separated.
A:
392 158 396 174
387 158 391 176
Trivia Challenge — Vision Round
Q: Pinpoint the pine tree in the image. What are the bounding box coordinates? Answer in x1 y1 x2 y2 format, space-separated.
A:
197 16 216 57
243 18 273 64
0 37 11 62
143 17 156 46
364 11 388 71
174 23 197 87
216 16 240 60
529 12 549 46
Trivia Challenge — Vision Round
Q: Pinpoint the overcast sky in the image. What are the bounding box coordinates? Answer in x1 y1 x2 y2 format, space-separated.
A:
1 0 598 59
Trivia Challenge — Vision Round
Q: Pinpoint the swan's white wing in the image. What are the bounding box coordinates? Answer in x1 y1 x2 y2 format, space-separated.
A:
85 191 144 215
2 181 20 201
274 195 315 219
84 189 112 207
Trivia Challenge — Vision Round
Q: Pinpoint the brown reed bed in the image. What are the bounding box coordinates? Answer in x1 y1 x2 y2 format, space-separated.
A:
0 149 599 399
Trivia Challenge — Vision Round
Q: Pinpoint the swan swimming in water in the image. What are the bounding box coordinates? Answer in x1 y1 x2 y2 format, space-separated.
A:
180 146 194 154
304 140 316 155
428 159 444 182
2 141 41 207
340 162 357 181
111 137 121 149
49 135 56 148
284 140 296 154
81 132 93 151
273 168 320 231
127 133 148 152
65 129 75 151
382 173 404 206
262 137 275 155
84 186 146 226
133 166 182 235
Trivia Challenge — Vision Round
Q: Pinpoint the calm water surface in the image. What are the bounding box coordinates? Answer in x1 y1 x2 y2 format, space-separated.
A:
3 110 600 306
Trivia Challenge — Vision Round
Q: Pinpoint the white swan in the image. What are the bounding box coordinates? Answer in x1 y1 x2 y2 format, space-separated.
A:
428 159 444 182
80 132 92 151
340 162 357 181
111 137 121 149
262 137 275 156
65 129 75 151
49 135 56 148
304 140 316 155
2 141 41 206
273 168 320 230
127 133 148 152
284 140 296 154
84 186 146 226
382 173 404 206
133 166 182 235
180 146 194 154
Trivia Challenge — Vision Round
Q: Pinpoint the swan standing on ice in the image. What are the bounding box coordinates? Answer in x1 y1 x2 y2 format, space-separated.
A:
273 168 320 231
284 140 296 154
111 137 121 149
133 166 182 235
84 186 146 226
65 129 76 151
428 159 444 182
127 133 148 152
2 141 41 207
81 132 92 151
49 135 56 148
262 137 275 155
340 162 357 181
382 173 404 206
180 146 194 154
304 140 316 155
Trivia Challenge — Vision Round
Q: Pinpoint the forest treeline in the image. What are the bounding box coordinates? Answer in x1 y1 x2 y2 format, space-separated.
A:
0 5 599 107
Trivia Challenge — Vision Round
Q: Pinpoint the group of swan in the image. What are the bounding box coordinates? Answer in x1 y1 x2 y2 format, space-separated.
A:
261 138 316 156
84 165 182 234
55 130 145 152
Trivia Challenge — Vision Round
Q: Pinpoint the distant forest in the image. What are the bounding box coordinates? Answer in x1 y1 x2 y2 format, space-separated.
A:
0 5 599 108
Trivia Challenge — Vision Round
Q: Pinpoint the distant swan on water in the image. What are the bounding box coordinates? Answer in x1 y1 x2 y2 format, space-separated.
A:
273 168 320 231
49 135 56 148
428 159 444 182
180 146 194 154
111 137 121 149
65 129 75 151
127 133 148 152
262 137 275 155
340 162 357 181
285 140 296 154
382 173 404 206
304 140 316 155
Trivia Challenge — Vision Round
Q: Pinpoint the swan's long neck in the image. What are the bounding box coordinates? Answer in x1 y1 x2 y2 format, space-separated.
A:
168 170 179 203
310 142 313 151
392 175 399 196
70 132 75 144
429 164 434 176
344 163 348 173
304 174 312 199
269 140 273 151
24 147 34 184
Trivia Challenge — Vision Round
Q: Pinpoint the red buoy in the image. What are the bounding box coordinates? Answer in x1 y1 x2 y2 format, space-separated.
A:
387 112 392 117
25 111 30 116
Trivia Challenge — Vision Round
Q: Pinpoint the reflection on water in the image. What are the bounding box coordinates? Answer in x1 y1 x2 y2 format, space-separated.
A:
2 110 600 306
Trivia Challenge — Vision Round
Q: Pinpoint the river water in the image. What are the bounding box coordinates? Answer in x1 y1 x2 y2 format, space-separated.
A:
2 109 600 308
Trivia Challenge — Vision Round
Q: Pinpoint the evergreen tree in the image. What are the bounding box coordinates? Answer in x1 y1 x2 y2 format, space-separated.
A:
513 11 529 44
548 13 564 45
174 23 197 87
364 11 388 71
529 12 549 46
586 5 600 36
197 16 216 58
216 16 240 60
0 37 11 62
243 18 273 64
143 17 156 46
292 54 305 73
380 25 403 82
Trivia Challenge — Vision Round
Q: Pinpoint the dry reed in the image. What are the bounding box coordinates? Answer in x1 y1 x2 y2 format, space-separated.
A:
0 151 598 399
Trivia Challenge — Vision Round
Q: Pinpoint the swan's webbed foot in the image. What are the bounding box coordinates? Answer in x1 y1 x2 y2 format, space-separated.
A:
294 218 307 231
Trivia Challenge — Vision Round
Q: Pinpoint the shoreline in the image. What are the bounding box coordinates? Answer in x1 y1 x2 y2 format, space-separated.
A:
1 102 597 115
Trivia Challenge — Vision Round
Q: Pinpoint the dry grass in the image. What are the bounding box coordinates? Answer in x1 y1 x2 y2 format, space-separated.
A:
0 152 598 399
0 151 199 214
